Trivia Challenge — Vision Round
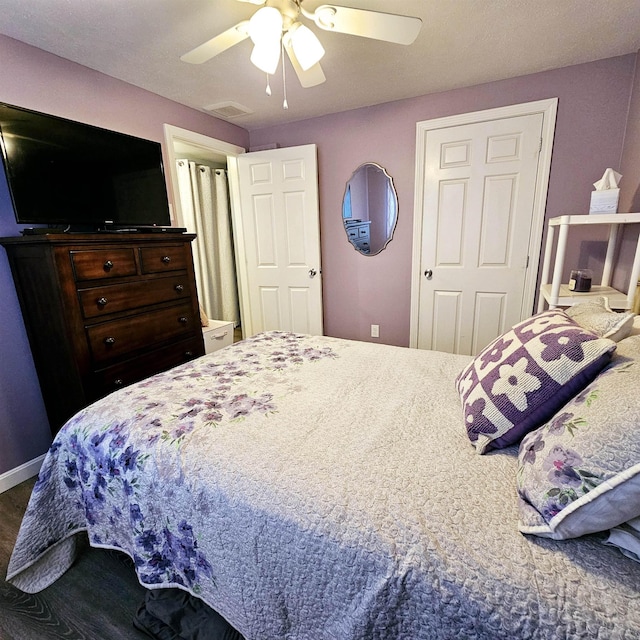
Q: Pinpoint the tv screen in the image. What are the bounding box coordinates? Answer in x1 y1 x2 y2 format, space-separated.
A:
0 103 171 230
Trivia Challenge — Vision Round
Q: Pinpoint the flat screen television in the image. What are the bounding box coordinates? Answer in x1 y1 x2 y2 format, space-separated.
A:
0 102 172 231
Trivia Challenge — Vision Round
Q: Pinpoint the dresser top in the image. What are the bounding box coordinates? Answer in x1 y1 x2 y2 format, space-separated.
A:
0 232 196 246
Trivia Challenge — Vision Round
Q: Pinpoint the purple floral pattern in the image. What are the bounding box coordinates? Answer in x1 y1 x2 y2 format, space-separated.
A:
26 331 339 594
456 309 615 454
40 418 214 591
519 423 603 525
490 357 542 410
127 332 336 445
478 335 513 371
517 337 640 539
539 329 594 363
520 429 545 465
464 397 498 440
133 520 213 591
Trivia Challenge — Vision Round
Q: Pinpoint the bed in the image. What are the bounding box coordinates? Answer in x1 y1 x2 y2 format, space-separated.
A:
7 303 640 639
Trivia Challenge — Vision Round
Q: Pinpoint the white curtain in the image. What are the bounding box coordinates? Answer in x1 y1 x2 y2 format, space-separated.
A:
175 160 240 326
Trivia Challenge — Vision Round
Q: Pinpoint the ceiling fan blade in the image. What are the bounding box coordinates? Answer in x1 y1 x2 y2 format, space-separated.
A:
311 5 422 45
181 21 250 64
237 0 265 4
283 38 326 88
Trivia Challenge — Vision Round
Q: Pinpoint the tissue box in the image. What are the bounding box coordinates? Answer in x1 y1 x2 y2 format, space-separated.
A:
202 320 234 354
590 189 619 214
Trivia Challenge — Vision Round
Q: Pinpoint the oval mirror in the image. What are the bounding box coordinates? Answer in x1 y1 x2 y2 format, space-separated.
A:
342 163 398 256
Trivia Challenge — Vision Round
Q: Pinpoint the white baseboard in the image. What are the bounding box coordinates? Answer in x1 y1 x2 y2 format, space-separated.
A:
0 455 45 494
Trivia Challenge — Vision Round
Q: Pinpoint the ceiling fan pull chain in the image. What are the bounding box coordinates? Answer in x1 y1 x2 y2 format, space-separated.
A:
265 73 272 96
282 39 288 110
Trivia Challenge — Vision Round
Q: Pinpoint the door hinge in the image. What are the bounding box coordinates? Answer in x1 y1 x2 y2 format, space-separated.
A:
539 137 543 153
526 255 530 268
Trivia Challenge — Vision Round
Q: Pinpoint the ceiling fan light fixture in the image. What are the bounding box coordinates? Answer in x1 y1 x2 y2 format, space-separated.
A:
288 23 325 71
250 41 281 74
182 1 423 93
248 6 283 44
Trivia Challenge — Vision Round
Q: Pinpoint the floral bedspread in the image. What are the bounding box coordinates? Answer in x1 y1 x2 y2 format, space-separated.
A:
7 333 640 639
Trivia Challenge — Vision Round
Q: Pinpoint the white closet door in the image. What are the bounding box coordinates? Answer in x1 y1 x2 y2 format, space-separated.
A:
416 112 544 355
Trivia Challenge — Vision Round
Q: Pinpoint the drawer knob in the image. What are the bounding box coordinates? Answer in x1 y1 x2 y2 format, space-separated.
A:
104 336 116 345
97 297 108 306
104 260 114 271
175 284 184 293
184 350 193 357
114 379 124 387
179 316 188 324
162 256 171 264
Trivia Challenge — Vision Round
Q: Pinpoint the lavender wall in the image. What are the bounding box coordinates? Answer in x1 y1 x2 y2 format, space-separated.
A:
0 169 51 473
616 51 640 293
0 35 249 476
620 51 640 213
250 55 637 347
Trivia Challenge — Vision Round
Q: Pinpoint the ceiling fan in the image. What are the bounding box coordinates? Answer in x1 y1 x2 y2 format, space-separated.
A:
180 0 422 89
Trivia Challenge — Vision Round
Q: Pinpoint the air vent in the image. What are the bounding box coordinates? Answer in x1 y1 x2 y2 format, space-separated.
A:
204 101 253 119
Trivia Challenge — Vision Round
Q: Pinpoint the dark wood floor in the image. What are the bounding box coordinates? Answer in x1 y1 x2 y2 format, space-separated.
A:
0 477 149 639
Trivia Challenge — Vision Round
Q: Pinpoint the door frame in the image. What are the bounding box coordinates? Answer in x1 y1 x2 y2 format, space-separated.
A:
408 98 558 349
162 124 249 331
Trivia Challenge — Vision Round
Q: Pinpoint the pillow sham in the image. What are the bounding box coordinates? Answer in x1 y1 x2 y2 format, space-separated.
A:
517 335 640 540
455 309 616 454
604 516 640 563
565 296 635 342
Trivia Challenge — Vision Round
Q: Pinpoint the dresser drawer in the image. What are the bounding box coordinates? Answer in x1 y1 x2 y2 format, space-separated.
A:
139 245 188 274
87 302 198 364
71 248 137 281
78 275 191 319
91 336 204 396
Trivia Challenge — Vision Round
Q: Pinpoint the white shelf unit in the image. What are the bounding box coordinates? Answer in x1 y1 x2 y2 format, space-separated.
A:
538 213 640 311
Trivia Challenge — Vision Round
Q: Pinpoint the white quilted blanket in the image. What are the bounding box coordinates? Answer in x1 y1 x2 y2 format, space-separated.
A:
7 333 640 639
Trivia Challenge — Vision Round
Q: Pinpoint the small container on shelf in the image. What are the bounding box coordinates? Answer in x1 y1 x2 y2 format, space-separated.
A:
568 269 592 292
538 213 640 312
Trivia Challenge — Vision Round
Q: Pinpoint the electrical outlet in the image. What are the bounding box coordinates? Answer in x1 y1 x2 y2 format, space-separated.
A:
371 324 379 338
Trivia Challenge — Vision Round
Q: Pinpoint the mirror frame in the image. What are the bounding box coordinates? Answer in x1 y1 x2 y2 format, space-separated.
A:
342 162 398 256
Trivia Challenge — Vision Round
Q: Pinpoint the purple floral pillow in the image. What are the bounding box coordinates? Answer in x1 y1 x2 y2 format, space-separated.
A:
455 310 616 454
517 335 640 540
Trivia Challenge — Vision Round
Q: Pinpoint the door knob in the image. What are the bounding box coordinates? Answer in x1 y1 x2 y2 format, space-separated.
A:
424 269 433 279
309 268 317 278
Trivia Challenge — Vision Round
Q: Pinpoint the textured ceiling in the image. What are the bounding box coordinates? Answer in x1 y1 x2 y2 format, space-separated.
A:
0 0 639 130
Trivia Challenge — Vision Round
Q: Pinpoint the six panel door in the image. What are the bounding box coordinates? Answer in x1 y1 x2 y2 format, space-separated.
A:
417 113 544 355
236 144 323 337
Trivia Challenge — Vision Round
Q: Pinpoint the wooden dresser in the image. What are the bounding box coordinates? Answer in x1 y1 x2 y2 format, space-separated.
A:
0 233 205 434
